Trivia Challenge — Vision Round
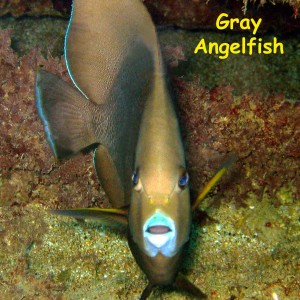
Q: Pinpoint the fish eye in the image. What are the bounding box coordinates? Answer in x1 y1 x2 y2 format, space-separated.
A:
132 170 139 185
178 171 189 189
132 169 142 191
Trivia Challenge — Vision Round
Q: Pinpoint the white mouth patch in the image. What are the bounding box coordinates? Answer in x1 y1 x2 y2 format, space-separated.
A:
143 212 176 257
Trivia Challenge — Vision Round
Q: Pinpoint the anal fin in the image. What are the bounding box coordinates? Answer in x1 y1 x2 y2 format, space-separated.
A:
36 70 97 159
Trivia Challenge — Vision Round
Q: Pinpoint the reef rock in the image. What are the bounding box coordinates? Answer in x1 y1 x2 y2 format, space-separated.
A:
0 0 300 32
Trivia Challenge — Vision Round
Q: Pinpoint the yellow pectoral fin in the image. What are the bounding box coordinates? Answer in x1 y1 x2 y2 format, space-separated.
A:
192 155 237 211
50 207 128 226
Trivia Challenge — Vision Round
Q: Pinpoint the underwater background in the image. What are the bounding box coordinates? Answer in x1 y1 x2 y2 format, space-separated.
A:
0 0 299 299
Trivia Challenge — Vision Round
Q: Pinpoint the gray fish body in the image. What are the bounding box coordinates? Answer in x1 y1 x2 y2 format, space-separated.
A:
128 73 191 284
65 0 159 208
36 0 200 297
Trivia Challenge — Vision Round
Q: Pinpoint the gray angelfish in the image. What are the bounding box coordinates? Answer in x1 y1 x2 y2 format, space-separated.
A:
36 0 234 298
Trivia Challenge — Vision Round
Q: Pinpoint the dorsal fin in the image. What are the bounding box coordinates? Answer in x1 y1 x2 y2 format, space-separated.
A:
36 70 98 158
65 0 158 103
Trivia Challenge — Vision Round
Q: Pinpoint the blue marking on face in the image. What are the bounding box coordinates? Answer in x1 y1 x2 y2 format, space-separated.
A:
35 80 57 157
143 212 176 257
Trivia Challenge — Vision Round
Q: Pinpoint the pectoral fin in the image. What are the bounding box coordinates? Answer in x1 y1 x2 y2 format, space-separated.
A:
94 145 125 208
192 155 237 211
50 208 128 226
36 70 97 159
140 283 154 300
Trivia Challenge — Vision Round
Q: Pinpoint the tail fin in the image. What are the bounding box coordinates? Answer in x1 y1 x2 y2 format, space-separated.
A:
174 273 207 299
140 283 154 300
36 70 97 159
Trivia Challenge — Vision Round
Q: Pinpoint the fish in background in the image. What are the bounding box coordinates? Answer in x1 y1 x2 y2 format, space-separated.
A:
36 0 234 298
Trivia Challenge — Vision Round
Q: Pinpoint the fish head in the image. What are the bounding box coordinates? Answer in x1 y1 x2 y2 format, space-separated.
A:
128 166 191 284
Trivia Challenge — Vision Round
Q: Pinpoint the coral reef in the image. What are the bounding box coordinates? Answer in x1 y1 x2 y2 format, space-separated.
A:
0 0 71 17
0 9 299 299
174 79 299 204
0 16 67 57
0 0 300 32
0 29 111 298
145 0 300 32
0 29 107 210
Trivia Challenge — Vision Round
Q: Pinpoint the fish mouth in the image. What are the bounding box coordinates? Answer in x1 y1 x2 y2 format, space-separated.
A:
143 212 176 257
146 225 172 235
